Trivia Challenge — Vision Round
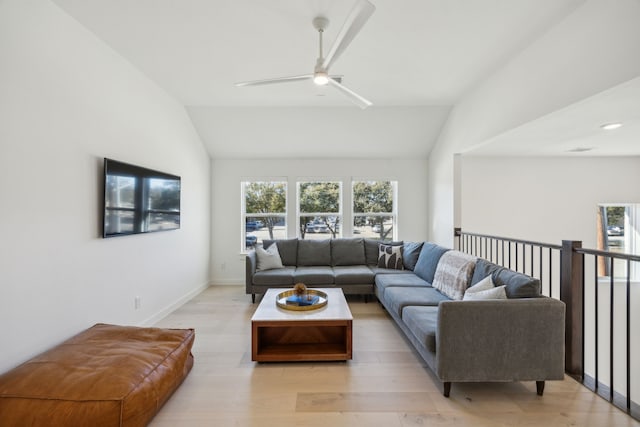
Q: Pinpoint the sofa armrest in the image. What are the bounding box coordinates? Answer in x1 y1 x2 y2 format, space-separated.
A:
436 297 565 382
245 251 257 294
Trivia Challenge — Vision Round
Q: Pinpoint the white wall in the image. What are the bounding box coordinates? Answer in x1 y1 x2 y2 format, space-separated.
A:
460 156 640 247
0 0 210 372
428 0 640 246
210 158 428 285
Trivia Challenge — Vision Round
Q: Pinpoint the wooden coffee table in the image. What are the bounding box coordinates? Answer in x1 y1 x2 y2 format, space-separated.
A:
251 288 353 362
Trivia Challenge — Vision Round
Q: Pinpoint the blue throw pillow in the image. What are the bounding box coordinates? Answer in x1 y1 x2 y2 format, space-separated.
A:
413 242 450 284
402 241 424 271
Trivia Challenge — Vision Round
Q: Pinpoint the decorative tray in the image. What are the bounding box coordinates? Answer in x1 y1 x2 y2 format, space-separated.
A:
275 289 328 311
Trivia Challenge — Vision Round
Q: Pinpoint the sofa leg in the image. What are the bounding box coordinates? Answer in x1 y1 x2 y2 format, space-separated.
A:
536 381 545 396
443 382 451 397
364 295 368 303
252 293 256 304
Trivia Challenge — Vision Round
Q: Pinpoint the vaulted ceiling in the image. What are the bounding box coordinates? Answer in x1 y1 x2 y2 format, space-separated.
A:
51 0 639 158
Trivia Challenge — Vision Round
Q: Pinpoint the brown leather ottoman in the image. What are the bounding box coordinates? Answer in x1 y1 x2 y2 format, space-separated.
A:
0 323 194 427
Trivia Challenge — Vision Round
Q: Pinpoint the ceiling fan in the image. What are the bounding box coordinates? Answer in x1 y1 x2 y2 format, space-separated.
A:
235 0 375 109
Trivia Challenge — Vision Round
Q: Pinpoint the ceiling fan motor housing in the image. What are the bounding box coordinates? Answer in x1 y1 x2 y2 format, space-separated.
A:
312 16 329 32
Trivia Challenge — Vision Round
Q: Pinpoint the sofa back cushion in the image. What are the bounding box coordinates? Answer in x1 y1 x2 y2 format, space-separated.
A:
364 239 381 265
432 250 476 300
331 238 365 266
494 268 541 298
471 258 541 298
263 239 298 266
402 241 424 271
470 258 502 286
297 239 331 266
413 242 450 283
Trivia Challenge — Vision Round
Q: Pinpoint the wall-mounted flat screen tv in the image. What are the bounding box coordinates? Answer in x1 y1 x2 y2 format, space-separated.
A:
103 158 181 238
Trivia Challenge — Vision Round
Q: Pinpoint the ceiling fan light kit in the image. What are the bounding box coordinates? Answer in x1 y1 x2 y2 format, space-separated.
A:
235 0 375 109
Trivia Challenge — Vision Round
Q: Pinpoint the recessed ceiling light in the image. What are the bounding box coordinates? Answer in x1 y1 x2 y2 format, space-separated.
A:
600 122 622 130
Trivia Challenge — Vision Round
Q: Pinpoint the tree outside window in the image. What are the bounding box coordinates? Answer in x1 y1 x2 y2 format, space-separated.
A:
242 181 287 250
298 181 341 239
353 180 396 241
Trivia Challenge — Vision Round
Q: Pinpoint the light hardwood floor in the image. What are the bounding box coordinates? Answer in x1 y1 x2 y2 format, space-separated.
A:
151 285 639 427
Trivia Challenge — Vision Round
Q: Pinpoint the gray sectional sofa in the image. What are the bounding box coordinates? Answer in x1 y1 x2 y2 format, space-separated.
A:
245 237 566 397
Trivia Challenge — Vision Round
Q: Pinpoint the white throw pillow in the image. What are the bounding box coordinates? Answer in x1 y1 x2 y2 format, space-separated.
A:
256 243 284 271
463 275 507 300
465 274 494 293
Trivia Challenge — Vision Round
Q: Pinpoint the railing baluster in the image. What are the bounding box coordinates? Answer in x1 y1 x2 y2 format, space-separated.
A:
609 257 614 404
539 246 543 293
626 259 631 413
594 255 599 394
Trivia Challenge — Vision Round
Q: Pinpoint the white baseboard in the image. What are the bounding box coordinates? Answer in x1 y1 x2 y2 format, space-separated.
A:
139 281 211 327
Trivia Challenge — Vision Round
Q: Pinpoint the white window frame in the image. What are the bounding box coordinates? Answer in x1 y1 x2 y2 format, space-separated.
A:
296 180 343 239
241 180 288 251
352 179 398 241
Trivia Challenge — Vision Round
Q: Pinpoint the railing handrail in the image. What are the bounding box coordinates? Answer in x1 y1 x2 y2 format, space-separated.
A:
575 247 640 262
455 229 562 250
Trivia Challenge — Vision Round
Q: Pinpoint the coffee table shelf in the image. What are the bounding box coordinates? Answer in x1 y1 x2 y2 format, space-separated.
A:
251 288 353 362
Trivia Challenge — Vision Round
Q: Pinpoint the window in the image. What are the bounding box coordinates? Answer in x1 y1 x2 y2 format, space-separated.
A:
597 204 640 279
353 180 396 241
298 181 341 240
242 181 287 251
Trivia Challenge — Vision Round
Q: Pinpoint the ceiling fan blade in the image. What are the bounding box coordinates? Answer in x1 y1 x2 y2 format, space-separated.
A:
322 0 375 70
328 78 372 109
235 75 312 87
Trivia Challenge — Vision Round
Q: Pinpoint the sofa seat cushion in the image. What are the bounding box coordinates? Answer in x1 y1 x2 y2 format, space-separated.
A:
370 267 414 275
333 266 375 284
384 286 450 317
294 266 335 285
0 324 194 427
375 273 430 297
402 306 439 353
253 266 296 285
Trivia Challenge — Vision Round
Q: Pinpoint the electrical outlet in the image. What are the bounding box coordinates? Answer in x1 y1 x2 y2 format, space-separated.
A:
134 296 141 310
